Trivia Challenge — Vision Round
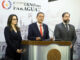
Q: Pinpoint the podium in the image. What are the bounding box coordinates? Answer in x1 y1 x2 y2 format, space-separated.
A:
22 40 71 60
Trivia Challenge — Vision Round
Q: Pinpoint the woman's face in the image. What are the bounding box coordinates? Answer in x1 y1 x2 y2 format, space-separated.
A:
11 16 18 25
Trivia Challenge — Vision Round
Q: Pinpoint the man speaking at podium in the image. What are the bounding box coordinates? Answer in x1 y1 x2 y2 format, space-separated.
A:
28 12 49 41
54 12 77 60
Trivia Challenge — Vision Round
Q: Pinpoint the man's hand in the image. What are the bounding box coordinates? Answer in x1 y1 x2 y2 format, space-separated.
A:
70 44 72 48
36 37 41 40
16 49 22 53
50 37 54 41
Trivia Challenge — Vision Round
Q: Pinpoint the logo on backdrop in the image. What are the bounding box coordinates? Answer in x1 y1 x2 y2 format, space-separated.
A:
2 0 12 9
1 0 41 11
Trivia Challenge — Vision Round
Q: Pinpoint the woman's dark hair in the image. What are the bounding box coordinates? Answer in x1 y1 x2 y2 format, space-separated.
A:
7 14 20 31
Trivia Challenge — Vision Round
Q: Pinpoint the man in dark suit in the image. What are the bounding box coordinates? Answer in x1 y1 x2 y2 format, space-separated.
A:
28 12 49 41
54 12 77 60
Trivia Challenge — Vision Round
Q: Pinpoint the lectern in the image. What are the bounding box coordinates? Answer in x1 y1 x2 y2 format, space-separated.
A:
22 40 71 60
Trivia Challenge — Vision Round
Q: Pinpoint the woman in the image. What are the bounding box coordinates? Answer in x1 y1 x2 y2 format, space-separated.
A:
4 14 22 60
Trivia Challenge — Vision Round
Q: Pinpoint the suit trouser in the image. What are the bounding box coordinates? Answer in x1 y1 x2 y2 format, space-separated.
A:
5 56 14 60
70 47 73 60
5 53 21 60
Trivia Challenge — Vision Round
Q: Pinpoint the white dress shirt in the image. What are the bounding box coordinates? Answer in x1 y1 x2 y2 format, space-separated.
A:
37 22 44 34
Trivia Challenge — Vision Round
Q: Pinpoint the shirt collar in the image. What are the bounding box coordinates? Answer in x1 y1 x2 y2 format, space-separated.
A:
37 22 43 26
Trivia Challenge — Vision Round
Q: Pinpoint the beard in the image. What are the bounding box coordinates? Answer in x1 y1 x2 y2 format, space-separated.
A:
63 20 70 24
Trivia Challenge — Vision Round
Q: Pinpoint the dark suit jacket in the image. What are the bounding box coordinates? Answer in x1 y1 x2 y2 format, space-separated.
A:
54 23 77 45
28 22 49 40
4 26 22 58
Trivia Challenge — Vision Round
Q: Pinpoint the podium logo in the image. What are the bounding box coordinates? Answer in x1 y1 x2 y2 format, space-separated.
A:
2 0 12 9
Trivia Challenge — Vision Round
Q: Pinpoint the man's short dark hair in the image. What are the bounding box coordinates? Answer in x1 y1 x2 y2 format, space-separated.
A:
62 12 70 17
37 12 44 17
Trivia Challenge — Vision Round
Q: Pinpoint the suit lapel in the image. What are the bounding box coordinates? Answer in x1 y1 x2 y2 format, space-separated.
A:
35 23 41 37
68 24 72 32
62 23 69 33
43 24 45 37
61 23 67 31
61 23 70 32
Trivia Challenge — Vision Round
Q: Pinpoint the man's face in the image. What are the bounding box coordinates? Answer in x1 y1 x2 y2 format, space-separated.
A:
37 13 44 24
62 13 70 23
